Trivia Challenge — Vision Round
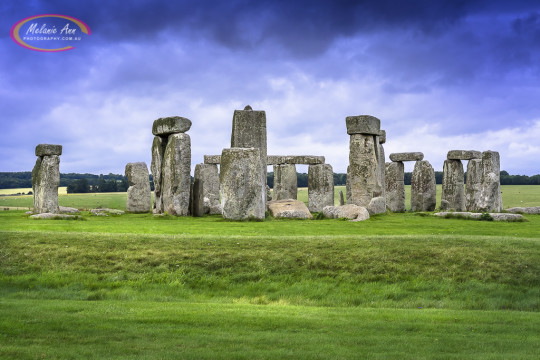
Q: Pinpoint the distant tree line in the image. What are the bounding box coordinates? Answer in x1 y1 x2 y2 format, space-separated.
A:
1 170 539 192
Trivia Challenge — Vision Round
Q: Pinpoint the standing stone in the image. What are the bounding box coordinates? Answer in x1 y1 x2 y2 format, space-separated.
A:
385 161 405 212
194 164 221 214
231 105 267 189
220 148 265 220
161 133 191 216
151 136 167 214
476 151 503 212
32 146 61 214
411 160 436 212
346 165 351 203
441 160 465 211
308 164 334 212
339 190 345 206
273 164 297 200
348 134 380 207
191 178 204 217
377 138 386 198
465 159 483 211
125 162 151 213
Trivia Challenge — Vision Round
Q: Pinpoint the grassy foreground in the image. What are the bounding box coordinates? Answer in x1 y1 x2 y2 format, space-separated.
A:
1 187 540 359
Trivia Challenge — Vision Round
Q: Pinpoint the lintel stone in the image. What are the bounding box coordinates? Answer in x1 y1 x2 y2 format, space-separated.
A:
447 150 482 160
205 154 325 165
35 144 62 156
389 152 424 162
346 115 381 135
152 116 192 136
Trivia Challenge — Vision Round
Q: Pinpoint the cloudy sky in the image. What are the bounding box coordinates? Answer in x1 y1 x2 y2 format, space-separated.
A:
2 0 540 175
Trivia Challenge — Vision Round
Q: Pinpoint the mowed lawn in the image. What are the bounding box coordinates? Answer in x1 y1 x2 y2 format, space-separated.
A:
1 186 540 359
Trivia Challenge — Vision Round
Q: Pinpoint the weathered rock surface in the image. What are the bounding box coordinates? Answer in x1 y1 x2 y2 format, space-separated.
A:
267 155 325 165
191 178 204 217
32 154 60 214
465 159 482 211
194 163 221 214
389 152 424 162
339 190 345 206
35 144 62 156
379 130 386 144
385 161 405 212
59 206 80 214
162 133 191 216
231 106 267 187
152 116 192 136
441 159 465 211
125 162 151 213
90 208 125 215
476 151 503 212
322 204 370 221
30 213 79 220
266 185 272 202
267 199 313 219
308 164 334 212
447 150 482 160
367 196 386 215
273 164 297 200
151 136 167 214
377 142 386 198
434 212 523 222
346 115 381 135
204 155 222 164
506 206 540 214
220 148 265 220
348 134 380 207
411 160 436 212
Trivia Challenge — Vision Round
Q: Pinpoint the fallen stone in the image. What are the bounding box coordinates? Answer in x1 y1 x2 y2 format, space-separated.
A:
126 162 152 213
90 208 125 215
161 133 191 216
59 206 80 214
35 144 62 156
385 161 405 212
220 147 265 220
345 115 381 135
411 160 436 212
434 212 523 222
30 213 79 220
267 199 313 219
367 196 386 215
441 159 465 211
447 150 482 160
308 164 334 212
273 164 297 200
322 204 370 221
152 116 192 136
506 206 540 214
389 152 424 162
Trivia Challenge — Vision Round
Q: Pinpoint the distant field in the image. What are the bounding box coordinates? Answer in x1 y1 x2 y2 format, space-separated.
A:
0 187 68 195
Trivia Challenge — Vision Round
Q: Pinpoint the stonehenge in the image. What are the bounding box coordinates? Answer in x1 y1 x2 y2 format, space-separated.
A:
125 162 151 213
385 161 405 212
273 163 298 200
193 164 221 215
32 144 62 214
411 160 437 212
151 116 192 216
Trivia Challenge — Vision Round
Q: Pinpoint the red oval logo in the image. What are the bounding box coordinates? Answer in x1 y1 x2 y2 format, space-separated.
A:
10 14 91 52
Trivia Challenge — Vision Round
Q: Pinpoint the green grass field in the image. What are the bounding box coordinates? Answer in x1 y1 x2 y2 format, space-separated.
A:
1 186 540 359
